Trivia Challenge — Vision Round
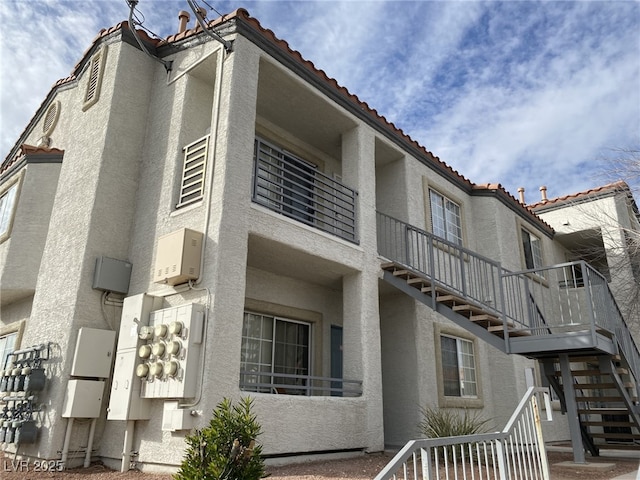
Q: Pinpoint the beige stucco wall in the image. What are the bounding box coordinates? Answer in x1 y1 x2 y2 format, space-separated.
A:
0 163 61 305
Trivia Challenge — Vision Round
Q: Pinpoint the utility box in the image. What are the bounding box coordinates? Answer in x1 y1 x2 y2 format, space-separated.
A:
93 256 132 294
153 228 203 286
62 380 105 418
162 401 195 432
107 293 162 421
70 328 116 378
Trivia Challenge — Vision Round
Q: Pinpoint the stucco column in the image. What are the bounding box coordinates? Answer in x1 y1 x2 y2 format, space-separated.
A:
341 125 384 451
199 37 260 398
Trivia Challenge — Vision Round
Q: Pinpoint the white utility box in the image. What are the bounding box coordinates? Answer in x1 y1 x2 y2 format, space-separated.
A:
62 380 105 418
70 328 116 378
162 401 195 432
108 350 151 420
153 228 203 285
107 293 162 421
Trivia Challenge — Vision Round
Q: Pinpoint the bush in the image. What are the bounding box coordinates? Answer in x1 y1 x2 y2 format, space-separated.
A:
174 397 267 480
418 406 490 438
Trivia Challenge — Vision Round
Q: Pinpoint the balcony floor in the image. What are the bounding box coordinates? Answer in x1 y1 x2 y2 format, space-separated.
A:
510 330 617 359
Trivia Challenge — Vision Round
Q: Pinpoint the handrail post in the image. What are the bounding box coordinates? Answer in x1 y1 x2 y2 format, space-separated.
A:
429 232 437 311
459 247 467 299
499 268 510 353
583 261 598 346
495 439 508 480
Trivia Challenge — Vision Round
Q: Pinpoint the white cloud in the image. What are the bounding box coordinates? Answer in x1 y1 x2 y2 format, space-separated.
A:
1 0 638 202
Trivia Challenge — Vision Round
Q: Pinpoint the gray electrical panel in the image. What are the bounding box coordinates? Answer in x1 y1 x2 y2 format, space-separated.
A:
93 256 132 294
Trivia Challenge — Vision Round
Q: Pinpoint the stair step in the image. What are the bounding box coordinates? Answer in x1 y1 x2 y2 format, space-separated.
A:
574 383 618 390
590 432 640 439
469 314 501 325
582 421 634 427
564 355 622 363
594 443 640 450
436 294 467 305
553 368 628 377
487 325 532 337
575 396 625 402
578 408 629 415
392 269 418 280
452 303 487 315
407 277 431 288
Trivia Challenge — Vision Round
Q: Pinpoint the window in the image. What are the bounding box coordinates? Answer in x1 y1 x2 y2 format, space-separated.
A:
0 332 17 369
83 46 107 111
521 228 543 270
440 335 477 397
0 182 19 241
430 189 462 245
176 135 209 208
240 312 310 395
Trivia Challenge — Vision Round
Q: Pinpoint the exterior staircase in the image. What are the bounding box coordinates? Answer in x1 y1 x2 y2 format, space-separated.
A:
377 212 640 460
542 355 640 454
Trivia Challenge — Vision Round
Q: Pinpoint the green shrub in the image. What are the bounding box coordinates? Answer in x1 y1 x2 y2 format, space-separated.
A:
418 406 490 439
174 397 267 480
418 406 492 462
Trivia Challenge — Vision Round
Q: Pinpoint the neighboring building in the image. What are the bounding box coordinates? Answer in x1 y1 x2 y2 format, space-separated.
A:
1 8 638 472
531 182 640 328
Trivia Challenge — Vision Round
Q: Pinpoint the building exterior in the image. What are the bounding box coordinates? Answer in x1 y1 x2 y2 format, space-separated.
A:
531 182 640 328
1 8 638 472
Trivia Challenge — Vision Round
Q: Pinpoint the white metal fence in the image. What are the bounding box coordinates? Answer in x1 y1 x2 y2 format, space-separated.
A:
374 387 552 480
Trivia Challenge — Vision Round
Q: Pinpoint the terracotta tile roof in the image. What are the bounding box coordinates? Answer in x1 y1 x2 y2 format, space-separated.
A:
1 144 65 176
529 181 630 210
472 183 554 233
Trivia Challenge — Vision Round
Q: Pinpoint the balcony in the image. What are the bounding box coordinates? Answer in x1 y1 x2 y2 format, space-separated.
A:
252 138 358 244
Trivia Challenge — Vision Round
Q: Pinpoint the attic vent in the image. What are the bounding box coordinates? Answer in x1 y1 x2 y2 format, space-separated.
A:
82 45 108 111
42 100 60 136
176 135 209 208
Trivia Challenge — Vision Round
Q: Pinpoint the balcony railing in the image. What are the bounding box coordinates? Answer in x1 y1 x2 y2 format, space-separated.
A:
252 139 358 243
239 371 362 397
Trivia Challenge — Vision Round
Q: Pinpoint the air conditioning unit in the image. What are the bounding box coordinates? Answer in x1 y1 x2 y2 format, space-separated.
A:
153 228 203 286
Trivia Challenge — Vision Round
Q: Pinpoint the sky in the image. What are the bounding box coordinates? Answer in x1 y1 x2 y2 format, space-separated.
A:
1 0 639 202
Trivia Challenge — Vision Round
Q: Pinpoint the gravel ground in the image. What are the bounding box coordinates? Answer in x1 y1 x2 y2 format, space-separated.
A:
1 450 638 479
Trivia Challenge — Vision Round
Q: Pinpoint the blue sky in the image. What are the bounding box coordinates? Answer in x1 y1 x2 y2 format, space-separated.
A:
1 0 638 202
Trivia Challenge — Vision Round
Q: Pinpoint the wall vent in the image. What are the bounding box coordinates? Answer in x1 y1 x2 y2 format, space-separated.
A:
82 45 108 112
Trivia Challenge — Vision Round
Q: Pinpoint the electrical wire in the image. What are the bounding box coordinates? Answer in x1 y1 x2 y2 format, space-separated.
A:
198 0 226 19
186 0 232 52
124 0 172 72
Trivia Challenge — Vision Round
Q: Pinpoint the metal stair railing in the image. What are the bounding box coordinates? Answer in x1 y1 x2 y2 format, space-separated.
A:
377 212 504 317
373 387 553 480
